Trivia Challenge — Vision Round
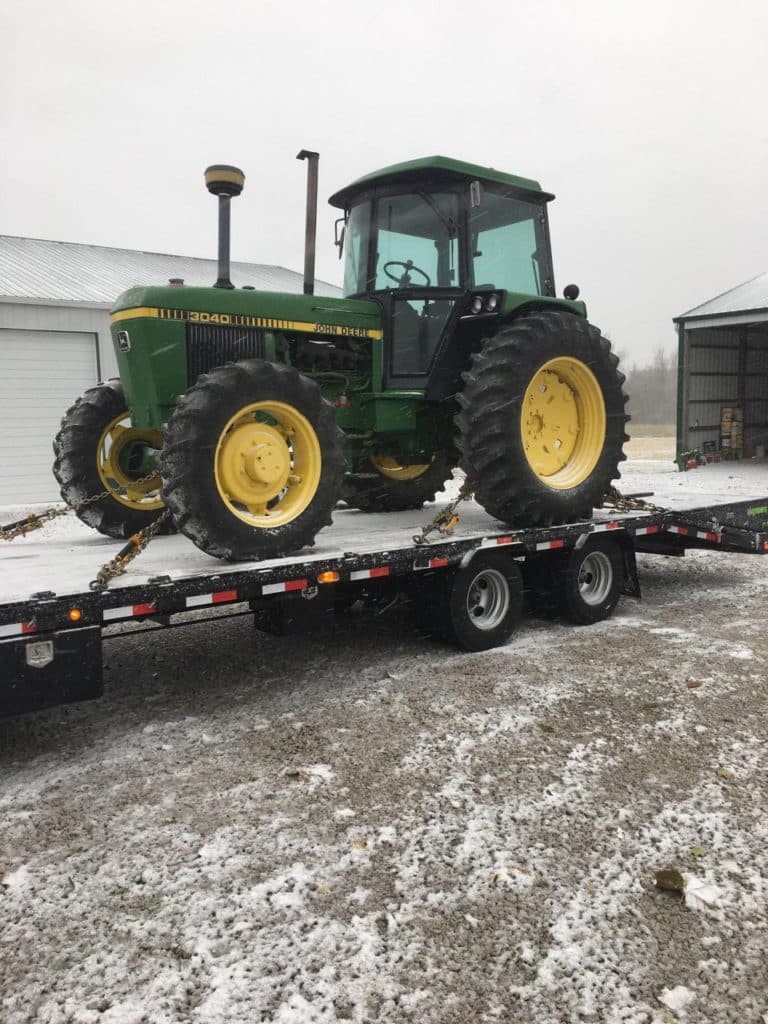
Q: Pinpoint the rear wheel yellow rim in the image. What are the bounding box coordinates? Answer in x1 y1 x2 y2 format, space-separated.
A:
370 454 432 481
214 401 321 527
520 356 605 489
97 414 164 511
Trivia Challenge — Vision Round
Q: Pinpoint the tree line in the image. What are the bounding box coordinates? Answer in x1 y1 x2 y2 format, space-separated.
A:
618 345 677 426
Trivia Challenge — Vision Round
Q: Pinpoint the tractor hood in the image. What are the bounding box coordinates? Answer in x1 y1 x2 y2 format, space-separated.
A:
111 286 383 341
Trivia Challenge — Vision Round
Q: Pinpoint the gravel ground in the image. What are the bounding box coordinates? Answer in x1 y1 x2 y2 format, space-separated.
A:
1 460 767 1024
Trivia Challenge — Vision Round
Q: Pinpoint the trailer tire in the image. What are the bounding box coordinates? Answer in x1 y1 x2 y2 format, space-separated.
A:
416 552 523 652
551 536 624 624
53 379 175 539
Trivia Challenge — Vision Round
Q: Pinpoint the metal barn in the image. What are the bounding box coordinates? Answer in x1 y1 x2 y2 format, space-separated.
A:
675 272 768 459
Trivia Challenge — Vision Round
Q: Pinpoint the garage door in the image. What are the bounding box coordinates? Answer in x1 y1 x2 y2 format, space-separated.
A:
0 329 99 504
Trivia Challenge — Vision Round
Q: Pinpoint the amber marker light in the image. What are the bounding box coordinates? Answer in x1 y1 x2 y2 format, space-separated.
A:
317 571 340 584
67 608 83 622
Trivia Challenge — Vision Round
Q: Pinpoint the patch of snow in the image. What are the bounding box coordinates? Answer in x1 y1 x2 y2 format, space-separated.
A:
684 877 724 911
658 984 695 1012
1 865 30 889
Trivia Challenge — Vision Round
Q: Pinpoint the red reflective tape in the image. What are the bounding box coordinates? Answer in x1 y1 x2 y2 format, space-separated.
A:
212 589 238 604
133 603 156 617
285 579 308 592
495 536 514 545
606 522 621 530
429 557 449 568
369 567 390 578
702 531 719 543
535 538 567 551
21 621 37 635
675 526 689 536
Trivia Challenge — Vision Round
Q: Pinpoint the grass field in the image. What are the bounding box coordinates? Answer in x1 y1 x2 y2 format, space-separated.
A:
625 424 676 461
626 423 676 437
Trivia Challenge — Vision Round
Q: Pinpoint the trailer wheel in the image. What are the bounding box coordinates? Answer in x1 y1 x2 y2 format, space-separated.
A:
552 536 624 624
417 552 523 652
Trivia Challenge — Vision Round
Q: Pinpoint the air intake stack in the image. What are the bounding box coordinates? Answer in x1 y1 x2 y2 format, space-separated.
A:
297 149 319 296
204 164 245 289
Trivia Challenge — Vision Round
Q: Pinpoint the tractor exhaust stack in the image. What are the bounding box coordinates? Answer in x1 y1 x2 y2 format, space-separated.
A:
204 164 245 289
297 149 319 296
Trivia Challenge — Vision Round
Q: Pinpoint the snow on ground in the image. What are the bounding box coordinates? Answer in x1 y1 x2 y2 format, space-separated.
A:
1 457 768 1023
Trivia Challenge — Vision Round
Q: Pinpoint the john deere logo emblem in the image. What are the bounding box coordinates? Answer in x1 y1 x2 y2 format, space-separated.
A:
117 330 131 352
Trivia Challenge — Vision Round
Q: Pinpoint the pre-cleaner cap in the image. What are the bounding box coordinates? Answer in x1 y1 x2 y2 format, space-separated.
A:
204 164 245 197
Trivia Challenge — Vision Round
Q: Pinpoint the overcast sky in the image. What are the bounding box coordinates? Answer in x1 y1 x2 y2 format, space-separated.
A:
2 0 766 364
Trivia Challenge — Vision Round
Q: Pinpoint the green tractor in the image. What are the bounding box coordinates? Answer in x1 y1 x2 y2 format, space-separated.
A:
54 154 628 560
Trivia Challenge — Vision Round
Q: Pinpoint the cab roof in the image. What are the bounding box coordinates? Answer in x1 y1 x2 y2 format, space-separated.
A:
328 155 554 208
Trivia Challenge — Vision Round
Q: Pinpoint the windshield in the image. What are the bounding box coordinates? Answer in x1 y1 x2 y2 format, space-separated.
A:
374 191 459 290
342 191 460 296
469 190 552 294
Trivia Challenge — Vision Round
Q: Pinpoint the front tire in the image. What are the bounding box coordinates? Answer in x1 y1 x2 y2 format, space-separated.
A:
456 311 629 527
159 360 345 561
53 379 173 539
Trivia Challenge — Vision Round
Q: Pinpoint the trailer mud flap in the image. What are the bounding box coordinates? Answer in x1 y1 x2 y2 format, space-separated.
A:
621 543 641 599
0 625 103 717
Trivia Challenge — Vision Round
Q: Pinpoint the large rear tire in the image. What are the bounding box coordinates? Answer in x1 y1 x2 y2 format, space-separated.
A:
53 379 174 539
455 311 629 526
341 452 453 512
159 360 345 561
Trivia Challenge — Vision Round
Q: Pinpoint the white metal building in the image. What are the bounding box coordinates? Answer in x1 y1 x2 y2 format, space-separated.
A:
0 236 340 504
674 271 768 458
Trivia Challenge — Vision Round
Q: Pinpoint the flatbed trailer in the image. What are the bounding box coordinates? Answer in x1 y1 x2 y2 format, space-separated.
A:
2 490 768 717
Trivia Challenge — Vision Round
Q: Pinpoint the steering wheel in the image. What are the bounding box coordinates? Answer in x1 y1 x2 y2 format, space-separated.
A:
383 260 431 288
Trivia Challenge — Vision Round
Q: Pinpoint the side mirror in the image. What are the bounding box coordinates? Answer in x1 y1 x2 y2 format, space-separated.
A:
563 283 580 300
334 216 346 260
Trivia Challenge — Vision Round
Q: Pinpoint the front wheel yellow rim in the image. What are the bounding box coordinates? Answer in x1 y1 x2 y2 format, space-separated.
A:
370 454 433 481
97 414 164 511
214 401 322 527
521 357 606 490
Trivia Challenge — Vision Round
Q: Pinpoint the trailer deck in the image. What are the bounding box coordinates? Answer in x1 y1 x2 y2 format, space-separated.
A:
2 471 768 716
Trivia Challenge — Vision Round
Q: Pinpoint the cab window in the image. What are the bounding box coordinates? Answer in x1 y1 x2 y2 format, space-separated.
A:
470 191 552 295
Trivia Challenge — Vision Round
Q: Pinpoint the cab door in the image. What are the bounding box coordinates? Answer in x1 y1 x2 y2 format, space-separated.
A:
369 190 462 390
378 288 463 390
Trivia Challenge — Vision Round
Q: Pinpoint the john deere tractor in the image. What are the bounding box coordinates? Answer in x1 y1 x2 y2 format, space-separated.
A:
54 154 628 560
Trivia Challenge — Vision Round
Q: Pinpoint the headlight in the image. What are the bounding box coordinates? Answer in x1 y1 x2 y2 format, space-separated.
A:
485 293 499 312
471 295 483 314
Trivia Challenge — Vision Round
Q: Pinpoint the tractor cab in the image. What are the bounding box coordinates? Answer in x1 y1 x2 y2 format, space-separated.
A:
329 157 557 391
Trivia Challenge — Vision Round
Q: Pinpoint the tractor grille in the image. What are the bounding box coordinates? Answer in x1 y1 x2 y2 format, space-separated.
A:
186 323 266 384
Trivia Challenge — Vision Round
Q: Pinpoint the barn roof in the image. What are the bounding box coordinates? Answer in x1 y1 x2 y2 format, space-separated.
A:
675 270 768 324
0 235 340 306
